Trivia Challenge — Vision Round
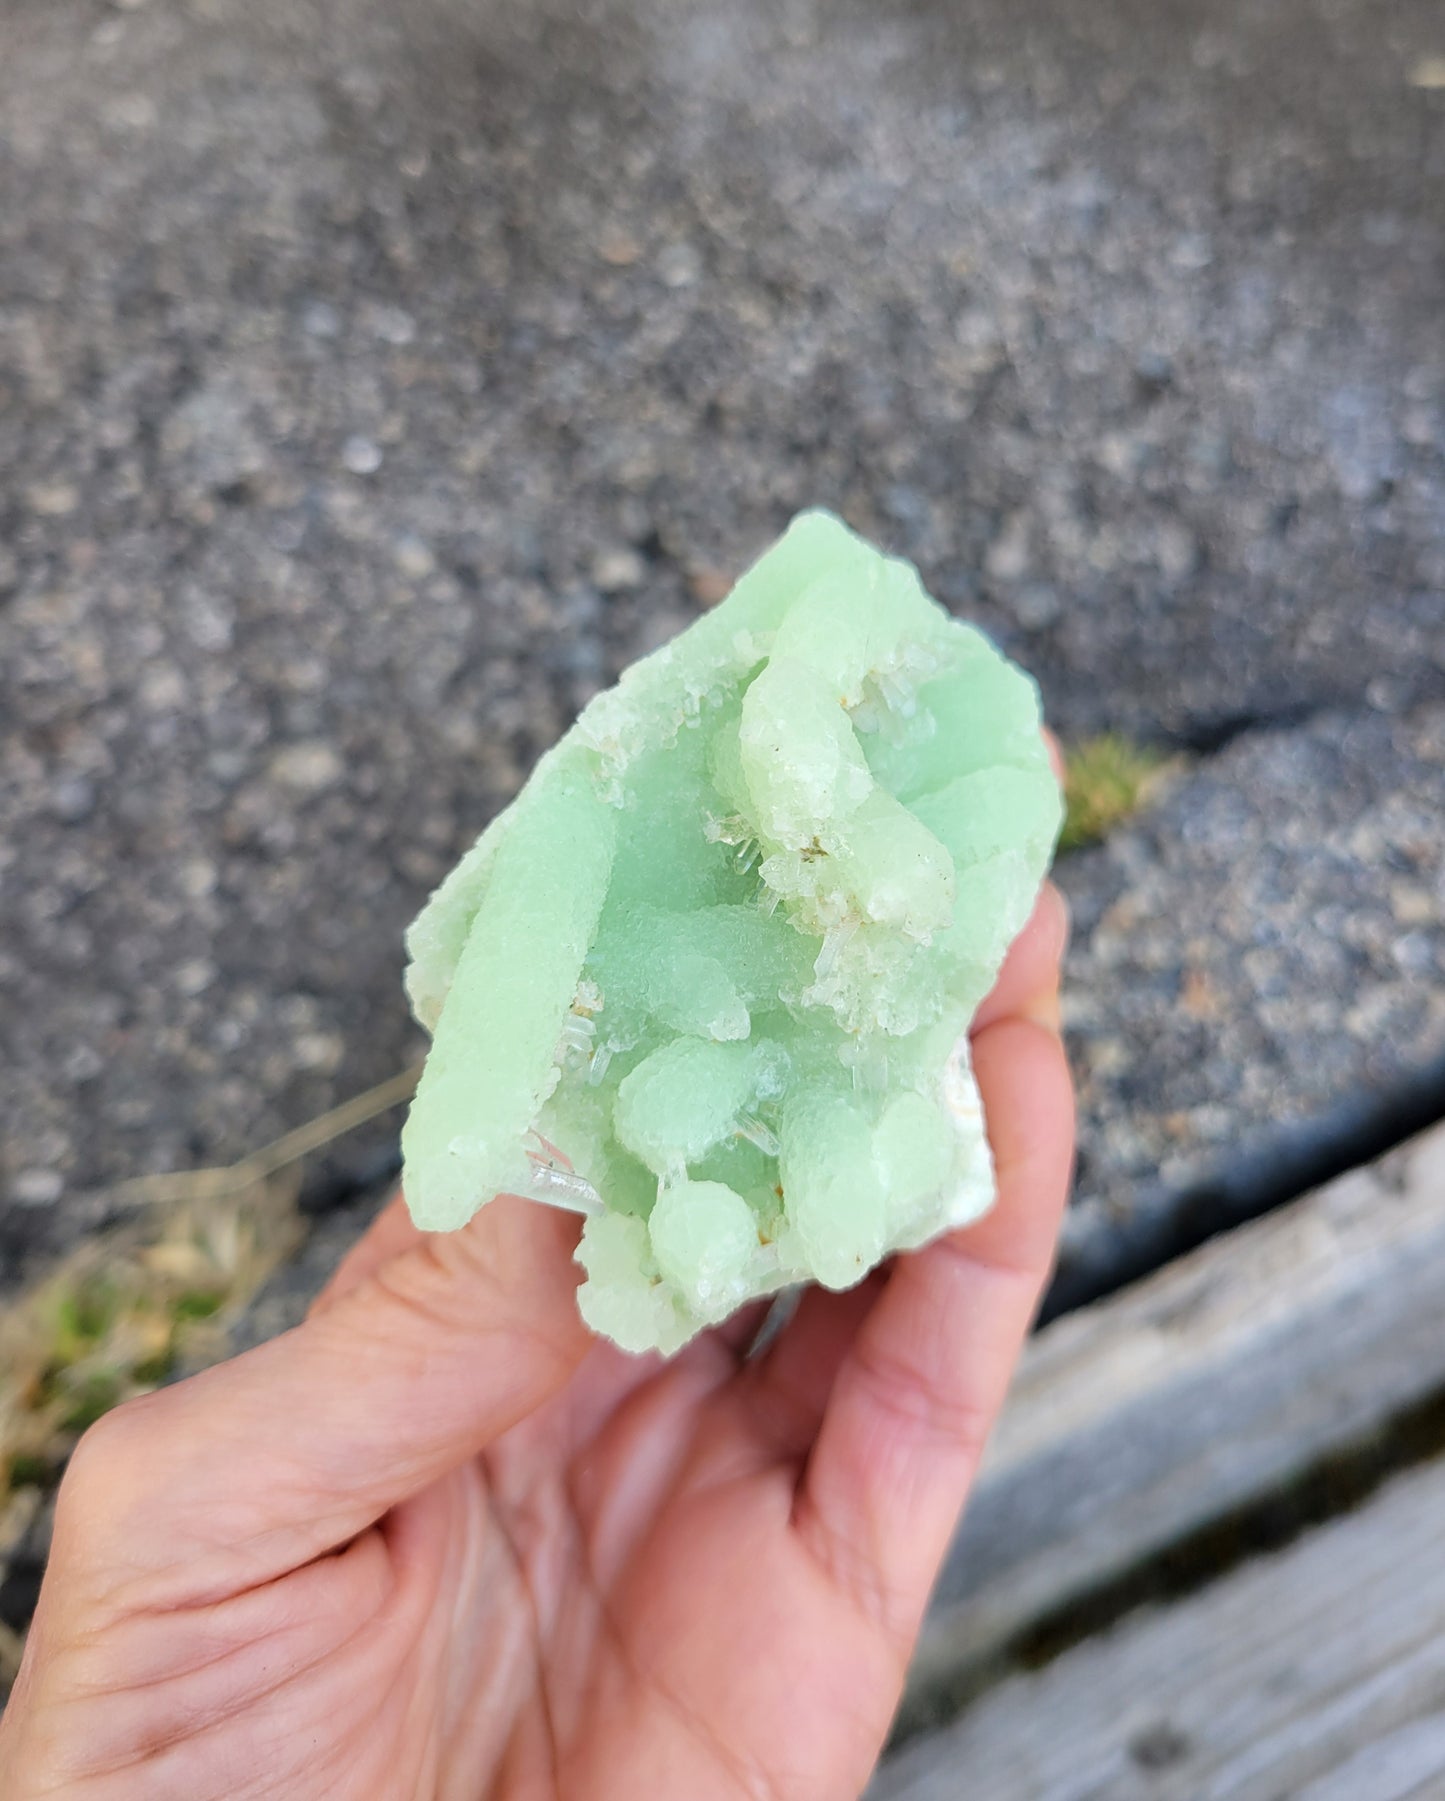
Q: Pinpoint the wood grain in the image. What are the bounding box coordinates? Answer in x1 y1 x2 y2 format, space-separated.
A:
875 1450 1445 1800
906 1121 1445 1710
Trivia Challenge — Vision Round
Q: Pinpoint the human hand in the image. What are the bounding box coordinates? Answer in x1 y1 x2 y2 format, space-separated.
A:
0 885 1072 1801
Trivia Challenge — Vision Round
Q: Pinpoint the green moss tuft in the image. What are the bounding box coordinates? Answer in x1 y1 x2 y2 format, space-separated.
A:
1060 735 1167 852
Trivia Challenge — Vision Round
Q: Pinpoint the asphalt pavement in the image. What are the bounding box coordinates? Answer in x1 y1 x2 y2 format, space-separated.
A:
1 0 1442 1283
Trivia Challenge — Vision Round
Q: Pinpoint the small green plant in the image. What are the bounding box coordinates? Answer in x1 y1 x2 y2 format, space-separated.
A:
6 1452 48 1490
0 1172 303 1507
0 1065 420 1521
1060 734 1168 852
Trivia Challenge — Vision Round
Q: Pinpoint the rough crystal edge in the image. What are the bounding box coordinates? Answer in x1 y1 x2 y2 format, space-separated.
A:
575 1036 997 1357
400 509 1055 1352
402 510 992 1025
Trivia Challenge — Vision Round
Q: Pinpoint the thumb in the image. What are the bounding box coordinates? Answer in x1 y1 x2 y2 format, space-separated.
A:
61 1193 589 1597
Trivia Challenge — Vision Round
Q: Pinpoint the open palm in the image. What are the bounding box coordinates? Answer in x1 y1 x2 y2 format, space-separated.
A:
0 889 1071 1801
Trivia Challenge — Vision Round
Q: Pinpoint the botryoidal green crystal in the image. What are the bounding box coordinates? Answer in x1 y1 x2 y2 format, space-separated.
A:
401 511 1061 1353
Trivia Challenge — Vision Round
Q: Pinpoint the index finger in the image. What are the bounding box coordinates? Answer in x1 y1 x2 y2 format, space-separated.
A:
308 1189 425 1314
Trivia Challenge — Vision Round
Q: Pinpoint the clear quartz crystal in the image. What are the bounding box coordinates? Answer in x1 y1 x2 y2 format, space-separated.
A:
401 511 1061 1354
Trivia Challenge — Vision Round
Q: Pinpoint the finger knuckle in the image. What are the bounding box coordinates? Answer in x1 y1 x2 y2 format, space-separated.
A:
55 1393 164 1534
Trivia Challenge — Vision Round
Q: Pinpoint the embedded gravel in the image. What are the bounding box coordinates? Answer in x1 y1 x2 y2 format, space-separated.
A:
1057 702 1445 1297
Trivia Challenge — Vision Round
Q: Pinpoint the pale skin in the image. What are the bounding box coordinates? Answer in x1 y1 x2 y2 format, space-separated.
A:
0 884 1072 1801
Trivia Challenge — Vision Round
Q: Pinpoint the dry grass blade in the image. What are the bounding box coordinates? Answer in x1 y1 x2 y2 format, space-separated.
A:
110 1064 422 1209
1 1061 421 1509
0 1167 304 1501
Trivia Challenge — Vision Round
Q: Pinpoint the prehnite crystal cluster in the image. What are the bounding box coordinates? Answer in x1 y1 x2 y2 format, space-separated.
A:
401 511 1060 1353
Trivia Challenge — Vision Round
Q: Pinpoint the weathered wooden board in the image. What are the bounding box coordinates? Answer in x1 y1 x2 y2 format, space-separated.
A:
906 1120 1445 1710
874 1449 1445 1800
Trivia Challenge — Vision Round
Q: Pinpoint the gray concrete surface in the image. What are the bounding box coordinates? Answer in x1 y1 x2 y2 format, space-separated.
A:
1 0 1442 1280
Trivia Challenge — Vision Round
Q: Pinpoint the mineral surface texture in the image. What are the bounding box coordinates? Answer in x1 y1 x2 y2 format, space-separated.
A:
401 511 1060 1352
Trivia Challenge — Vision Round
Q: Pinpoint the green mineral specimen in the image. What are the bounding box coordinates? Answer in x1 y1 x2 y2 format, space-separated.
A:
401 511 1060 1353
